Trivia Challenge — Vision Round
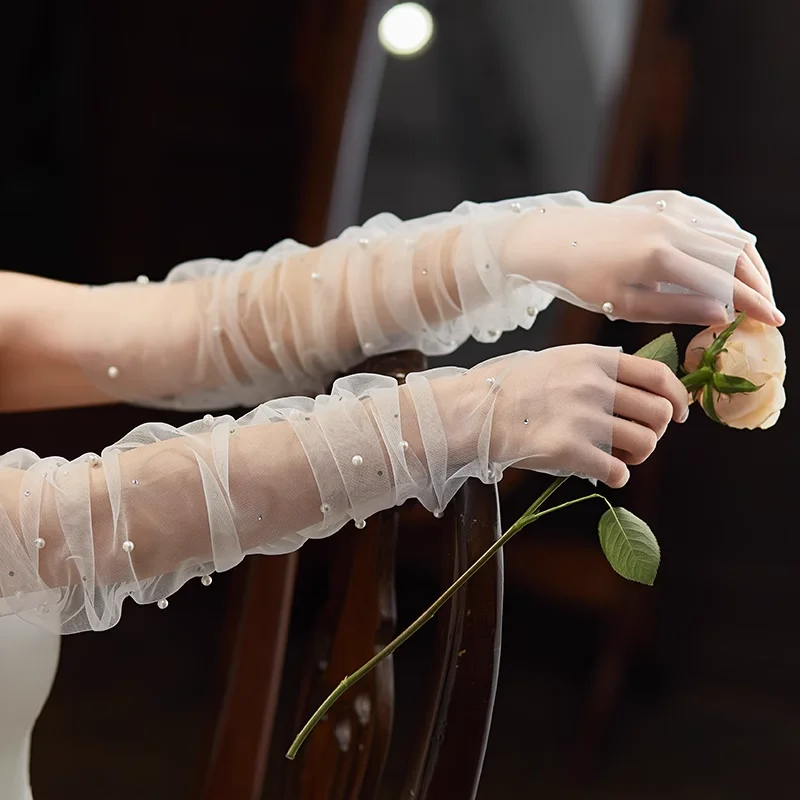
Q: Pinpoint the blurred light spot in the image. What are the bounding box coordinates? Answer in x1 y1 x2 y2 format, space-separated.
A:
378 3 435 58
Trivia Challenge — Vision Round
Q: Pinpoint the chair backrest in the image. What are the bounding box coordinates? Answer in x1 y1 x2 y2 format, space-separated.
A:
401 478 502 800
198 1 505 797
278 352 502 800
201 2 692 796
197 0 382 797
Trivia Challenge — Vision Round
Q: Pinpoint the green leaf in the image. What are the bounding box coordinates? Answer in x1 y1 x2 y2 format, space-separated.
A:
701 312 746 367
634 333 679 374
712 372 761 395
700 384 725 425
598 507 661 586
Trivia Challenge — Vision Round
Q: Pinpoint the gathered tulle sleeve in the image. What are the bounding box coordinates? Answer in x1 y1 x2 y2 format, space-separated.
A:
1 189 749 633
0 344 622 634
70 197 568 411
0 373 440 633
70 189 755 413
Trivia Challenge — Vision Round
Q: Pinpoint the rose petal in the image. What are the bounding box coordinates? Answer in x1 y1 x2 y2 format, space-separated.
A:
727 318 785 377
685 316 786 430
714 375 785 429
684 327 718 372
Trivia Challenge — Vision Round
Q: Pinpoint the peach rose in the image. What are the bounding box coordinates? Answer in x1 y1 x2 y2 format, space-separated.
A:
685 316 786 429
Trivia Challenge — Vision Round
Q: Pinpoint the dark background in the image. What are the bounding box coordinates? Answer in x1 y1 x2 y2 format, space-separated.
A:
1 1 798 797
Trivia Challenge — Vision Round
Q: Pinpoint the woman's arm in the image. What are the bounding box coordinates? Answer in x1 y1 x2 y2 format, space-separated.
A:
0 273 109 410
0 190 779 413
0 221 467 411
0 345 688 633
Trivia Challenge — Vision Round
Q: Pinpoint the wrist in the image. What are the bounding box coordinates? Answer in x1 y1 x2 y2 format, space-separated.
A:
497 207 552 282
376 375 483 490
425 367 489 467
497 203 593 287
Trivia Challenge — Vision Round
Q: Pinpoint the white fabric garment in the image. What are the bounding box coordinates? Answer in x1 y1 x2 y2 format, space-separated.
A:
0 346 621 634
72 190 753 410
0 190 755 636
0 605 59 800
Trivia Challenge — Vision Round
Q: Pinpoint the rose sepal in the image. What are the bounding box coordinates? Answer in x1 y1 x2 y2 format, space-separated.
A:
711 372 762 395
700 311 746 367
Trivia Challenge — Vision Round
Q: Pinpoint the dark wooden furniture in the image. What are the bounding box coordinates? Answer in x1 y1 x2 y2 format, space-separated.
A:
197 2 380 795
198 2 502 799
201 1 691 797
278 354 501 800
401 479 502 800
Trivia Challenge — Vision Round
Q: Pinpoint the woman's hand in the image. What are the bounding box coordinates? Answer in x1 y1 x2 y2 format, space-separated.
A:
500 190 782 327
437 346 689 489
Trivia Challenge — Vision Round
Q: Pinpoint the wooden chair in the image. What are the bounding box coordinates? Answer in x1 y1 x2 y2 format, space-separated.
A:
200 0 691 796
196 1 377 795
278 354 501 800
198 2 502 798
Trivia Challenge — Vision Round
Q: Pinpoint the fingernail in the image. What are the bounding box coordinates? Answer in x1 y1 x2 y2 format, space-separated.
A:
679 407 690 423
773 308 786 325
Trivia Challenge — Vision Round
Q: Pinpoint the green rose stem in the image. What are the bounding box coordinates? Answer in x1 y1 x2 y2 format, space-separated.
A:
286 476 564 759
287 318 751 760
286 475 631 760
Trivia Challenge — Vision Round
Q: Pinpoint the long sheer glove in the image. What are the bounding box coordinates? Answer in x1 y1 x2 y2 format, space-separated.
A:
500 190 778 325
0 345 688 634
472 189 771 326
70 190 773 413
70 211 556 411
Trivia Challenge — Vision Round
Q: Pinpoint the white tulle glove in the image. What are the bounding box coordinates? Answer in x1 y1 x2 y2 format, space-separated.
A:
500 190 778 325
0 346 687 633
69 190 777 412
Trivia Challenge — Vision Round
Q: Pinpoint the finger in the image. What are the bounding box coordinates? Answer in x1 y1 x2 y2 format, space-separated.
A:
617 354 689 422
732 278 785 326
745 242 773 299
613 384 676 437
611 418 657 465
659 248 735 301
661 249 783 325
602 457 630 489
515 446 629 488
583 447 629 489
622 286 729 326
735 252 773 304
